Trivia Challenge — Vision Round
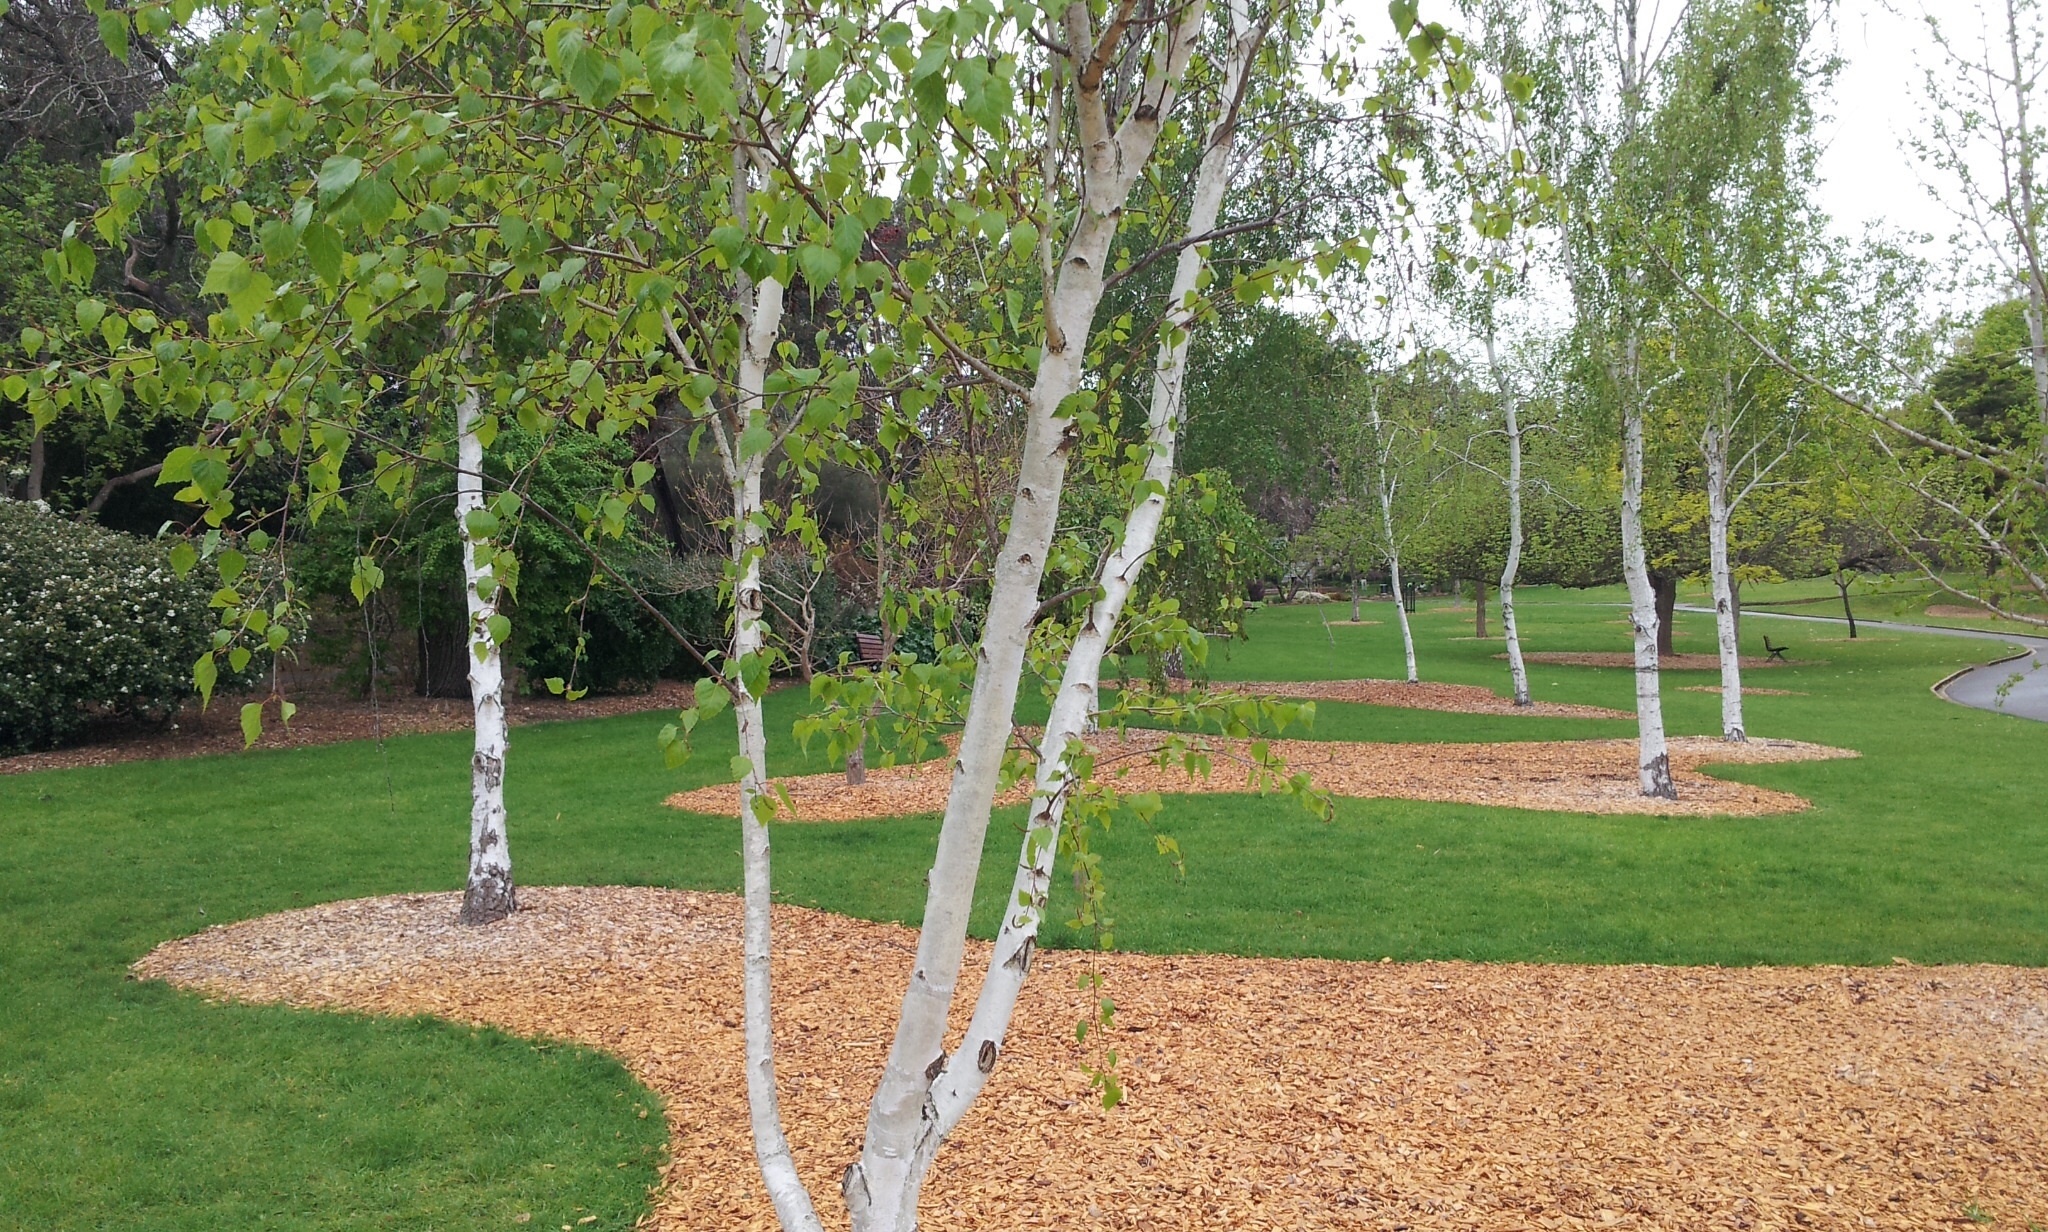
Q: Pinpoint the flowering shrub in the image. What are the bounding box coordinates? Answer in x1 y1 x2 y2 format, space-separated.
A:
0 498 224 752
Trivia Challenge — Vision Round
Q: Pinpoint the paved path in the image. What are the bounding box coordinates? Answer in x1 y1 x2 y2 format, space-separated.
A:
1678 605 2048 723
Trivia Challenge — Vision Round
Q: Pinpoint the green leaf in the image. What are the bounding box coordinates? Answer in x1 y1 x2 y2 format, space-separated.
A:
201 250 254 298
259 219 299 265
216 548 247 584
302 222 343 286
631 460 655 488
240 702 263 747
1388 0 1417 35
19 326 44 358
74 299 106 331
486 613 512 646
97 10 129 61
797 244 843 288
193 653 217 705
168 541 197 577
316 155 363 199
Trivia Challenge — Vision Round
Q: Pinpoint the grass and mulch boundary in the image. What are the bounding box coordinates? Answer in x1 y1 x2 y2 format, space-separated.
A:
136 885 2048 1232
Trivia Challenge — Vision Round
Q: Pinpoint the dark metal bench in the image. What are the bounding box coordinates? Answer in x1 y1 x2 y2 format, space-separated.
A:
1762 635 1789 662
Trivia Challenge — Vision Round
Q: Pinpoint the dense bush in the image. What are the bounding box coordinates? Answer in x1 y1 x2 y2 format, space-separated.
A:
0 499 222 751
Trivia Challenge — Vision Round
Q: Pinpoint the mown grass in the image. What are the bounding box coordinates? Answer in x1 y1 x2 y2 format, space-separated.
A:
3 586 2043 1227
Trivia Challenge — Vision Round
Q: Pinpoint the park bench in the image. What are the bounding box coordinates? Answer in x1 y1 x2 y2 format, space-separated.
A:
1762 635 1790 662
854 632 886 665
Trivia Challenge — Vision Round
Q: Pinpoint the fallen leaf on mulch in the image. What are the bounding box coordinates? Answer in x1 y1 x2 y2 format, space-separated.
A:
668 730 1856 821
1213 678 1631 719
1506 651 1812 670
133 886 2048 1232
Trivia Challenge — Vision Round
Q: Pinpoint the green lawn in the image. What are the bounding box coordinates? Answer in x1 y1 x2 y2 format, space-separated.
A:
3 587 2044 1227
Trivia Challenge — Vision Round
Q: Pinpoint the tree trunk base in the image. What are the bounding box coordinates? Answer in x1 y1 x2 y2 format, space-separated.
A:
459 876 517 925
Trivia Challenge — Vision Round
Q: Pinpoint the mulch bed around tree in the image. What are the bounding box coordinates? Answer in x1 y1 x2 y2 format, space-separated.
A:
1680 685 1808 697
667 730 1856 820
134 886 2048 1232
0 682 699 775
1506 652 1810 670
1212 679 1631 719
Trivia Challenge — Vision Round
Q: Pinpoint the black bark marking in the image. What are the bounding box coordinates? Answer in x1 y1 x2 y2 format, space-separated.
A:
977 1040 998 1074
1003 935 1036 973
924 1052 947 1083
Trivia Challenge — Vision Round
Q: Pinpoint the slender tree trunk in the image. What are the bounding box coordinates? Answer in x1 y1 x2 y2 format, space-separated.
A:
1388 546 1417 684
1837 574 1858 638
1619 368 1675 798
1489 334 1530 704
25 429 45 503
924 7 1256 1161
1654 573 1677 657
714 13 821 1227
1351 578 1361 623
1704 426 1745 741
1474 576 1487 638
846 9 1207 1226
455 384 515 925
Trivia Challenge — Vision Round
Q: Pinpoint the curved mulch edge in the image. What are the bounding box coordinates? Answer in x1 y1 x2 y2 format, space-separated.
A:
132 886 2048 1232
1210 677 1632 719
667 730 1857 821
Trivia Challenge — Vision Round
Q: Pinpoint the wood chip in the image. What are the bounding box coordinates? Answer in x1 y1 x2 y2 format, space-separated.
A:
134 886 2048 1232
1207 678 1631 719
668 731 1856 821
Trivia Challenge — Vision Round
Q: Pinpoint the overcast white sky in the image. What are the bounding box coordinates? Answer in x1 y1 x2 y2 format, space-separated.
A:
1815 0 1978 257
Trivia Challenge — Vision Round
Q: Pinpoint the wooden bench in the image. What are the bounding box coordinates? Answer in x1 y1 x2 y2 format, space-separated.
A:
853 632 886 665
1762 635 1789 662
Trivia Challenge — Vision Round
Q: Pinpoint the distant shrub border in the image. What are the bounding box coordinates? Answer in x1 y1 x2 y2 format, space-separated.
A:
0 498 231 752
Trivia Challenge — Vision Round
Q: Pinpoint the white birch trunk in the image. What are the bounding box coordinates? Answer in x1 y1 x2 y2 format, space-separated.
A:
727 272 824 1232
1379 482 1418 684
846 6 1208 1227
1619 371 1675 797
1487 335 1531 706
712 12 820 1228
455 384 515 925
1703 426 1745 741
925 0 1256 1152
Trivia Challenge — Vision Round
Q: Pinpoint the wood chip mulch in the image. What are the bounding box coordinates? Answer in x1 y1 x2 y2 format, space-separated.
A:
667 731 1856 820
1680 686 1807 697
133 885 2048 1232
0 681 707 775
1506 652 1810 671
1211 679 1632 719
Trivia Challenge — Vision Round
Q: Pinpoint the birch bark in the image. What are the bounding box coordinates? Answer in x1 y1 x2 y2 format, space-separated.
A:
1486 333 1531 705
925 0 1258 1156
455 383 515 924
709 12 821 1228
1617 355 1675 797
1377 466 1418 684
1703 423 1745 741
846 6 1208 1227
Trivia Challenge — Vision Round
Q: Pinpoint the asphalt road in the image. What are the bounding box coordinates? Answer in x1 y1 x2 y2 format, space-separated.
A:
1679 605 2048 724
